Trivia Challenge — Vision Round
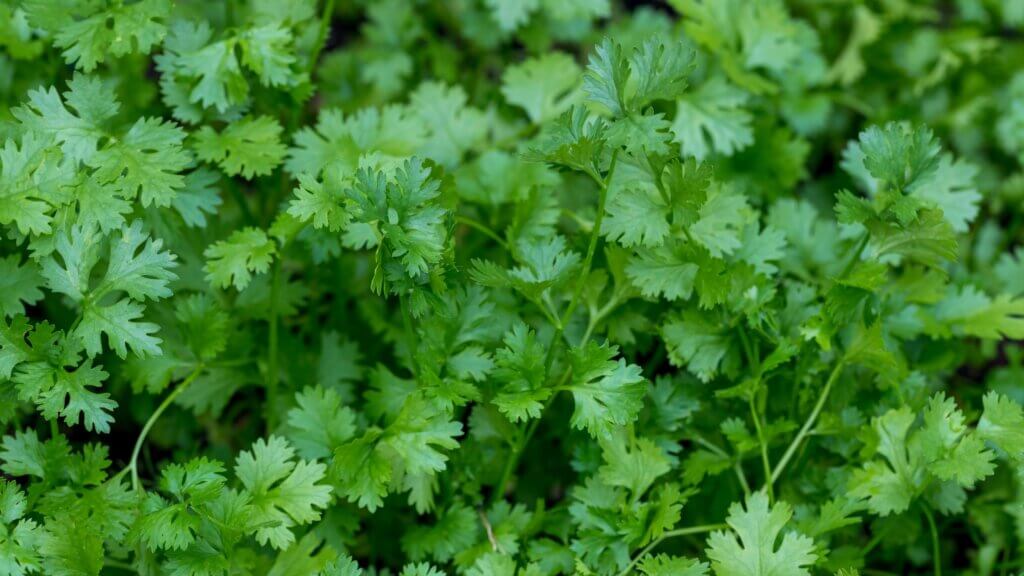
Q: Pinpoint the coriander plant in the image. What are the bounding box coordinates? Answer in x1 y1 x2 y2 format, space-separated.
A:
0 1 1023 575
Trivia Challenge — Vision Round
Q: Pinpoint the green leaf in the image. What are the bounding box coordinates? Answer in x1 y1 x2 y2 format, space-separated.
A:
598 434 669 498
603 187 670 248
689 188 748 258
239 25 300 87
0 255 44 318
26 360 115 433
843 123 940 191
12 75 117 165
995 248 1024 296
492 323 550 422
526 106 607 174
286 107 425 178
706 491 817 576
918 394 995 488
173 168 222 227
235 436 333 549
288 173 351 232
502 52 581 124
978 392 1024 459
204 227 277 290
333 394 461 512
194 116 286 179
91 116 191 207
566 341 646 437
483 0 539 31
930 286 1024 339
606 111 673 157
0 132 75 235
96 220 179 302
584 38 629 117
410 82 487 167
402 503 480 563
76 299 162 359
38 515 104 576
847 407 918 516
320 555 364 576
157 20 249 113
626 244 699 301
347 158 448 282
638 554 709 576
629 38 693 107
286 386 357 460
0 479 40 574
662 310 734 382
28 0 170 71
672 77 753 160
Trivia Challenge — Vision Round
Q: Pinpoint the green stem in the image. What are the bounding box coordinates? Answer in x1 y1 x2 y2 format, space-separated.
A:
617 523 728 576
104 558 136 571
399 291 418 379
749 398 774 503
770 360 845 485
266 258 282 431
922 504 942 576
490 391 555 506
122 365 204 492
227 181 256 226
581 294 623 345
564 151 616 330
307 0 336 74
736 325 771 498
839 232 870 278
456 215 509 250
491 152 618 506
690 434 750 496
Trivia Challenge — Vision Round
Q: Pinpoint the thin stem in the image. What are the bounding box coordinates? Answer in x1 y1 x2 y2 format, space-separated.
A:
491 152 617 506
562 151 617 331
839 232 870 278
307 0 336 74
266 258 282 432
661 523 729 538
491 434 522 505
123 365 204 492
490 393 553 506
227 181 256 225
770 360 845 485
736 325 770 498
399 291 418 379
922 504 942 576
690 434 751 496
104 558 136 571
581 294 623 345
617 523 728 576
863 528 887 556
749 398 774 503
456 215 509 250
528 296 561 331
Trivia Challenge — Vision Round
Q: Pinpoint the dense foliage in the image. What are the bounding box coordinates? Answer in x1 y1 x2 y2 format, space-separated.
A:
1 0 1024 574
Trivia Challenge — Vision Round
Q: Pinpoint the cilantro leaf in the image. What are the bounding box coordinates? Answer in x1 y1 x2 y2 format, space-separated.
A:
235 436 333 549
203 227 277 290
671 76 753 160
502 52 581 124
706 491 817 576
566 341 646 437
194 116 286 179
0 255 44 317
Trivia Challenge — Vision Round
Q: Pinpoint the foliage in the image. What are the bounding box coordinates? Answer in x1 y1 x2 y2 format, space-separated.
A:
0 0 1023 575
